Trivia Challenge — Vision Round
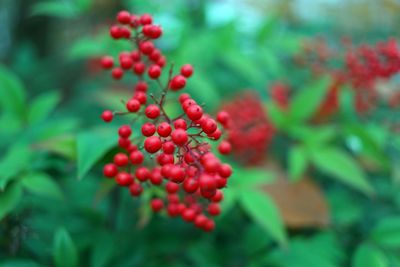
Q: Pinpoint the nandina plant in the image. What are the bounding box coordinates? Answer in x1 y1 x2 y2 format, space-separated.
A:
99 11 233 232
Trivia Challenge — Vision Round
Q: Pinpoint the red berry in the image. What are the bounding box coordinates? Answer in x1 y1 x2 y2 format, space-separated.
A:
199 174 217 191
117 10 131 24
183 178 199 193
149 49 162 61
203 219 215 232
140 14 153 25
211 190 224 202
202 119 217 134
126 99 141 112
171 129 188 146
103 164 118 178
114 153 129 166
156 56 166 67
169 75 186 91
139 41 154 55
165 182 179 194
207 203 221 216
151 199 164 212
194 214 208 229
120 56 133 69
135 167 150 182
208 129 222 140
186 105 203 121
101 56 114 69
173 119 187 130
145 104 160 119
118 137 131 149
150 169 163 185
101 110 113 122
182 208 196 222
162 141 175 154
131 50 141 62
133 62 146 75
148 64 162 79
135 81 148 92
219 163 232 178
115 172 133 186
157 122 172 137
182 99 196 111
112 68 124 80
110 25 122 39
141 122 156 136
144 136 162 153
118 125 132 138
179 93 191 104
216 111 230 126
180 64 194 78
218 141 232 155
134 91 147 104
169 166 186 183
129 183 143 196
130 150 144 164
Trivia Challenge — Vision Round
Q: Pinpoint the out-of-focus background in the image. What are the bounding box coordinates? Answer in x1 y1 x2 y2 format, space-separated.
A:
1 0 400 266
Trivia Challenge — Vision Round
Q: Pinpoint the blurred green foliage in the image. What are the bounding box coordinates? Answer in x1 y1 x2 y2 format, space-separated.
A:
1 0 400 266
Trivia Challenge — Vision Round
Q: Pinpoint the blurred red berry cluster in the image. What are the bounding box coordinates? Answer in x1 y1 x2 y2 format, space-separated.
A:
100 11 233 232
221 92 275 166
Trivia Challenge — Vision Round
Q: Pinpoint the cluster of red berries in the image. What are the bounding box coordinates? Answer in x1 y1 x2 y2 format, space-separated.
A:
221 92 274 166
294 38 400 116
100 11 233 232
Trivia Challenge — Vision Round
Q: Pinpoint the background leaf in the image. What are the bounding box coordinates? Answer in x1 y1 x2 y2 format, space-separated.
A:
53 228 79 267
0 182 22 220
371 216 400 249
28 91 61 124
352 243 388 267
22 172 64 200
288 145 308 181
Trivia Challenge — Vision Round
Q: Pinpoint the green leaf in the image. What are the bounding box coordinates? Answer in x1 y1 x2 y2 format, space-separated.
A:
371 216 400 249
90 232 115 267
352 243 388 267
289 76 330 122
0 182 22 220
28 91 61 124
310 147 373 195
31 1 78 18
288 145 308 182
0 65 26 119
34 135 77 160
221 51 264 84
266 101 288 129
230 167 275 188
53 228 79 267
0 259 42 267
0 144 32 190
77 128 117 179
239 190 286 246
22 172 63 200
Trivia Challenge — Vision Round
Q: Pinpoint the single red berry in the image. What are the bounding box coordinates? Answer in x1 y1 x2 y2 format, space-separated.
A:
133 62 146 75
211 190 224 202
118 125 132 138
149 49 162 61
118 137 131 149
165 182 179 194
110 25 122 39
162 141 175 154
216 177 227 188
156 56 166 67
157 153 174 165
144 136 162 153
169 166 186 183
194 214 208 229
182 208 196 222
173 119 187 130
115 172 133 186
199 174 217 191
112 68 124 80
141 122 156 136
157 122 172 137
130 150 144 164
202 119 217 134
171 129 188 146
207 203 221 216
101 56 114 69
135 81 148 92
120 56 133 69
135 167 150 182
167 203 181 217
218 141 232 155
151 199 164 212
101 110 113 122
203 219 215 232
183 178 199 193
145 104 160 119
169 75 186 91
103 163 118 178
148 64 162 79
186 105 203 121
179 93 191 104
216 110 230 126
114 153 129 167
126 99 141 112
219 163 232 178
129 183 143 196
117 10 131 24
180 64 194 78
182 99 196 111
139 41 154 55
140 14 153 25
134 91 147 104
150 169 163 185
131 50 141 62
208 129 222 140
130 15 140 28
